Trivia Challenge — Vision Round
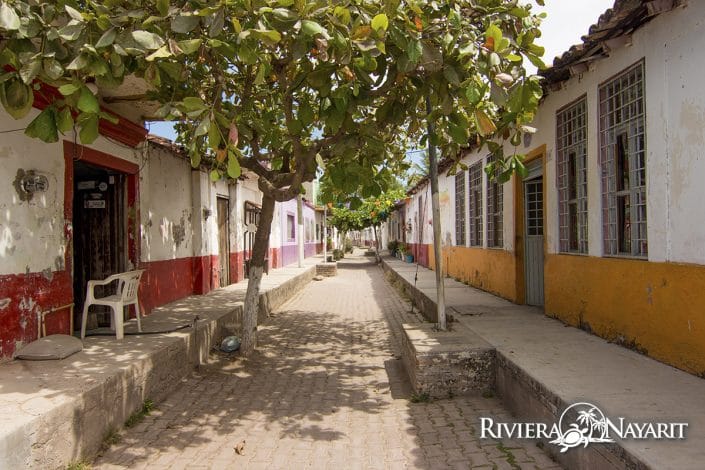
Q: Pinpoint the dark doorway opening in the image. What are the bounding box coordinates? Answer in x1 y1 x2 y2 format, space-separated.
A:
72 160 127 331
216 196 230 287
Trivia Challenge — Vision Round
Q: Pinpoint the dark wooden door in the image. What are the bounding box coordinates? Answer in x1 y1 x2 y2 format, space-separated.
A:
217 197 230 287
73 163 126 329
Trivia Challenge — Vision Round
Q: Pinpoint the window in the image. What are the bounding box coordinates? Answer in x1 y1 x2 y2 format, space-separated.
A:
455 171 466 246
468 161 483 247
557 97 588 253
287 214 295 241
599 62 647 257
487 159 503 248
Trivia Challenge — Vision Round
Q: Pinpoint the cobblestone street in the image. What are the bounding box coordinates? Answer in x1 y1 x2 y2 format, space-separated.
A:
94 254 561 469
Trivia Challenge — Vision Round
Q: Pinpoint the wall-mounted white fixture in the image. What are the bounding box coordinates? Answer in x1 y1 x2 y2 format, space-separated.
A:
21 171 49 193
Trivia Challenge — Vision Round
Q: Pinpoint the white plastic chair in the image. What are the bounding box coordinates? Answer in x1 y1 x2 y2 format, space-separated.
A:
80 270 144 340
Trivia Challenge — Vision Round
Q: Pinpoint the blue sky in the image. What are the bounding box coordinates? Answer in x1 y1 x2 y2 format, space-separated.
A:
148 0 616 141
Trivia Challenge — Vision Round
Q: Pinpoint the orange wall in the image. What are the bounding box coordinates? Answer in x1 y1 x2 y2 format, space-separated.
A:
429 246 519 303
545 254 705 375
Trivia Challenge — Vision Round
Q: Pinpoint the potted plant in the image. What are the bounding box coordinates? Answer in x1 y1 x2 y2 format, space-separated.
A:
397 242 406 260
387 240 399 256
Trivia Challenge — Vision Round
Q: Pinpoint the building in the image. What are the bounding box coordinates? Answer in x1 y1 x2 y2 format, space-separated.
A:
0 92 321 361
392 0 705 375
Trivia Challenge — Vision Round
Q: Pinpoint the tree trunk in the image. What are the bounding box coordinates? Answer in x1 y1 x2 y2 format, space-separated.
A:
241 193 276 356
373 224 381 263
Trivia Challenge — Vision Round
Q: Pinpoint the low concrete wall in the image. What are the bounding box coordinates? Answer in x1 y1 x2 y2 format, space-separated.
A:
401 322 495 399
0 265 315 470
315 262 338 277
495 352 645 470
380 260 437 322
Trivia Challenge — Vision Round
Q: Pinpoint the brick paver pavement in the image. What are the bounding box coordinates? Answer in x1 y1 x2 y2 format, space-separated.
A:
93 253 562 470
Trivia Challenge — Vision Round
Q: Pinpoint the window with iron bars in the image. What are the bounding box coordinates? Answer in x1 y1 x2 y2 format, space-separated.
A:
599 62 647 257
487 158 503 248
557 97 588 253
455 170 466 246
468 161 483 246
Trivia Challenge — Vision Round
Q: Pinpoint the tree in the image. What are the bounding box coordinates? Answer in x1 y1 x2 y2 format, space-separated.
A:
0 0 545 355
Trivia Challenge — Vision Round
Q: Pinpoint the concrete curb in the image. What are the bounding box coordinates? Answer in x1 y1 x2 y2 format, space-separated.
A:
0 264 316 470
381 256 646 470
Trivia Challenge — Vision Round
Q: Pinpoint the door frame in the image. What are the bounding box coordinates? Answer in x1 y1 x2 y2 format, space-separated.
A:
513 145 546 305
216 196 230 287
64 141 140 330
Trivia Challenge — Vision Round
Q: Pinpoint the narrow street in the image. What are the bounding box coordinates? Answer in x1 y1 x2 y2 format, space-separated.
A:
94 252 560 470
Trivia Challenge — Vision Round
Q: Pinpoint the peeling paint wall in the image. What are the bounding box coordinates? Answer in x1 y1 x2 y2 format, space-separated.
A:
0 108 139 360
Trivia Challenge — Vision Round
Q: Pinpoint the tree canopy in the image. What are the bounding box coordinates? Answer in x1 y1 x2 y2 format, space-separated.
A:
0 0 546 354
0 0 545 198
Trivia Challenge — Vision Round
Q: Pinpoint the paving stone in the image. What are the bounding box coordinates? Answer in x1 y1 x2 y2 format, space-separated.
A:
92 253 560 470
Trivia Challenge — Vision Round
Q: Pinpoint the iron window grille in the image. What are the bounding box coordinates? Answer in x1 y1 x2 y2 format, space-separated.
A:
468 161 484 247
557 97 588 253
599 62 647 257
455 170 466 246
487 158 504 248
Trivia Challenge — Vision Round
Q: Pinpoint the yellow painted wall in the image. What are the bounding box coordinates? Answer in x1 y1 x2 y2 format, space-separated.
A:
429 246 519 303
545 254 705 375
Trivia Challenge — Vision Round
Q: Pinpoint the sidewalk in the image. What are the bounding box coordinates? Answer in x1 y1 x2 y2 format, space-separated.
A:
0 256 319 469
91 254 561 470
382 254 705 469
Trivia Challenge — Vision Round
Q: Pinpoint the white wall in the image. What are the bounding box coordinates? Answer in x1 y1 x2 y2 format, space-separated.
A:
140 144 194 262
0 109 139 275
529 2 705 264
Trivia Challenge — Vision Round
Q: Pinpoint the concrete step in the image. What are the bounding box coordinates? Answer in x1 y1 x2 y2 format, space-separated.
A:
0 261 317 470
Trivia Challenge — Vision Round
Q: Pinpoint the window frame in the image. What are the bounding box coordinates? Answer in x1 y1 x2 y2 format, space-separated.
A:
486 157 504 248
468 160 484 247
599 61 647 258
556 96 589 254
454 170 467 246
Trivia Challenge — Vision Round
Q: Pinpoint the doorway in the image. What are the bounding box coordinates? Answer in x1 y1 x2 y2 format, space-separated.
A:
72 160 128 329
216 197 230 287
523 160 544 306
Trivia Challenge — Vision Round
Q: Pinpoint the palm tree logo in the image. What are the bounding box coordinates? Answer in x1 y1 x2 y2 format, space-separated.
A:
550 402 614 453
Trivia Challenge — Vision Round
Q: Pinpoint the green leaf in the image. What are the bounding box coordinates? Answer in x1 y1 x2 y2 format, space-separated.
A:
252 29 282 44
227 150 241 178
301 20 325 37
172 15 200 33
0 3 20 30
371 14 389 32
57 107 74 133
182 96 206 111
146 45 172 61
95 28 117 48
65 5 84 22
78 114 100 144
333 6 351 25
66 54 90 71
195 116 210 137
0 79 33 119
132 30 165 50
407 40 423 64
208 122 221 150
177 39 202 55
485 24 502 51
156 0 170 17
59 83 80 96
77 87 100 113
25 107 58 143
19 58 41 84
58 23 84 41
209 169 221 182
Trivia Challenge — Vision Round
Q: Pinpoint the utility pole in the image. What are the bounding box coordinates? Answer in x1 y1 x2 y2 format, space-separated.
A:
297 195 304 268
426 95 446 330
323 204 328 263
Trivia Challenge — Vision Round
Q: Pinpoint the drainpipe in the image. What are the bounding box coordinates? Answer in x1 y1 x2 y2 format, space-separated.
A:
323 204 328 263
